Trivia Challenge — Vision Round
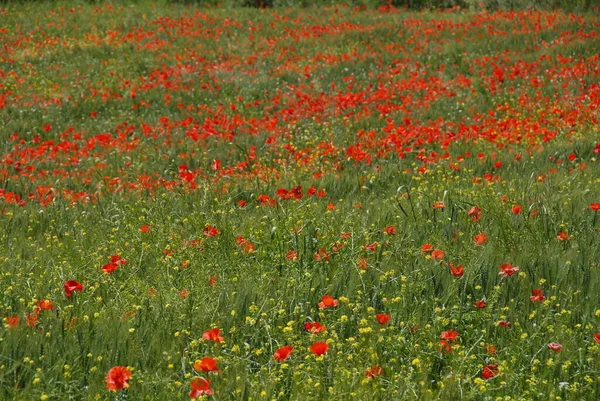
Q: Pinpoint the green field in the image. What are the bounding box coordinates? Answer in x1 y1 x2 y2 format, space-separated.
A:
1 2 600 400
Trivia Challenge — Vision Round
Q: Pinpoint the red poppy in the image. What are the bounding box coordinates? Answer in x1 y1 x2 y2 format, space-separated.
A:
365 365 383 379
194 357 219 372
431 249 445 260
64 280 83 298
440 330 459 342
498 263 520 277
438 339 452 354
511 205 522 214
26 312 38 327
556 231 570 240
589 203 600 211
481 364 499 380
468 206 482 222
376 313 391 325
433 201 445 209
189 377 214 398
498 320 513 328
304 322 327 334
474 233 487 246
449 262 464 278
310 341 329 356
208 276 217 287
364 243 377 252
6 314 19 328
273 346 293 361
383 226 396 235
139 225 151 233
286 250 298 260
102 255 128 274
421 243 434 253
37 299 54 311
530 289 546 302
474 299 486 309
202 328 224 343
237 199 247 208
357 257 368 270
203 225 220 237
102 262 119 274
314 248 330 262
110 255 128 265
547 343 562 352
318 295 339 309
105 366 132 391
485 345 497 355
594 333 600 344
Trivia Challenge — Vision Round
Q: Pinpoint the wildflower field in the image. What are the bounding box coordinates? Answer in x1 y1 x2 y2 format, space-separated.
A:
1 2 600 400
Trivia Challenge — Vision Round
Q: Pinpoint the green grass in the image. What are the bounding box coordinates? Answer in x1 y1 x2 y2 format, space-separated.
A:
0 2 599 400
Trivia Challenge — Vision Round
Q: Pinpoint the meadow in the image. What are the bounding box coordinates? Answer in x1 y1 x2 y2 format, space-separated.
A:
1 2 600 400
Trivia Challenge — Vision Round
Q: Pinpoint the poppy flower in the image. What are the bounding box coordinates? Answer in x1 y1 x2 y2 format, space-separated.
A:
310 341 329 356
376 313 391 325
556 231 570 240
431 249 445 259
105 366 132 391
547 343 562 352
189 377 214 398
498 263 520 277
304 322 327 334
318 295 338 309
102 262 119 274
589 203 600 211
102 255 128 274
286 250 298 260
202 328 224 343
473 233 488 246
440 330 459 342
594 333 600 344
6 314 19 328
365 365 383 379
110 255 128 265
194 357 219 372
208 275 217 287
314 248 330 262
26 312 38 327
468 206 482 222
511 205 522 214
474 299 486 309
481 364 499 380
273 346 293 361
421 244 434 253
37 299 54 311
237 199 247 208
438 340 452 354
485 345 497 355
139 225 151 233
383 226 396 235
498 320 513 328
433 201 445 209
530 289 546 302
449 262 464 278
364 243 377 252
203 225 220 237
64 280 83 298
